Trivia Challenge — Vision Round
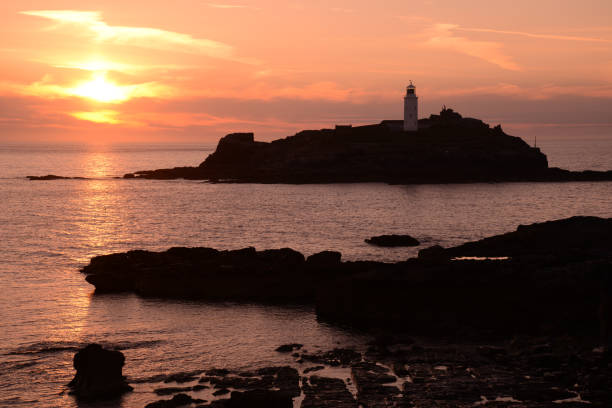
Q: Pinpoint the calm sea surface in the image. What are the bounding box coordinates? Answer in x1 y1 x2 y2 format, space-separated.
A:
0 137 611 407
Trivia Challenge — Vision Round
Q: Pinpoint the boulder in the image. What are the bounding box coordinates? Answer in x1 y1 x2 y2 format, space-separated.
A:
67 344 133 399
275 343 303 353
306 251 342 267
365 235 420 247
417 245 448 261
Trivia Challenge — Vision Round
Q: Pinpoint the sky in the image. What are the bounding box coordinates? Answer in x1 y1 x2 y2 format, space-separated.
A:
0 0 611 143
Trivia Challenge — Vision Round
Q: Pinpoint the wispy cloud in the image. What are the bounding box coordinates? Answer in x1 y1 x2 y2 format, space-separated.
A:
425 23 521 71
20 10 235 59
433 83 612 99
8 72 175 103
206 3 257 9
71 110 121 124
456 27 612 43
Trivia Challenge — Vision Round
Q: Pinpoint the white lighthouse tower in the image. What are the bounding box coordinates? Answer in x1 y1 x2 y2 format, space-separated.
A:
403 81 418 132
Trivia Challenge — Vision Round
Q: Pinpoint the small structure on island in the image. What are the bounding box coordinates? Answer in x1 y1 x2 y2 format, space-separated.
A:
403 81 418 131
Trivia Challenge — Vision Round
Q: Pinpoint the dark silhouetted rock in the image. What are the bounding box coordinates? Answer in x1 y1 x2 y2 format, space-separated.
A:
145 393 204 408
365 234 420 247
275 343 303 353
306 251 342 267
163 370 203 383
27 175 87 180
303 365 325 374
67 344 132 399
213 388 230 396
122 108 612 184
302 376 357 408
226 389 293 408
417 245 448 261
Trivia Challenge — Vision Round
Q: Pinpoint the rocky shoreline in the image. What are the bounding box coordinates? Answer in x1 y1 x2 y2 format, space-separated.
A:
76 215 612 406
71 337 612 407
82 216 612 338
120 109 612 184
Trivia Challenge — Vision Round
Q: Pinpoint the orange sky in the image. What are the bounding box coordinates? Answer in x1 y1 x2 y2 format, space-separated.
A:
1 0 611 142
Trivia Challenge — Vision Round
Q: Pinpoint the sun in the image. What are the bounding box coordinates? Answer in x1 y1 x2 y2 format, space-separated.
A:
69 72 131 103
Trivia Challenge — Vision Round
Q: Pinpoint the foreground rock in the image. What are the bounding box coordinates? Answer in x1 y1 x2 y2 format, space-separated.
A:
140 343 611 408
68 344 132 399
82 217 612 339
365 234 420 247
123 108 612 184
318 216 612 338
81 247 369 301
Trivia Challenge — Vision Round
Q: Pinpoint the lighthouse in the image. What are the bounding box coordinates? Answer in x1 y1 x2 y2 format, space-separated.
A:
403 81 418 132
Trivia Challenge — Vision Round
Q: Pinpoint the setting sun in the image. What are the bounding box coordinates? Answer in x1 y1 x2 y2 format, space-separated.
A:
69 72 130 103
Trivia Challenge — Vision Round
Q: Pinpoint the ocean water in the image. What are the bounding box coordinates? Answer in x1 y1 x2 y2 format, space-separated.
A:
0 138 611 407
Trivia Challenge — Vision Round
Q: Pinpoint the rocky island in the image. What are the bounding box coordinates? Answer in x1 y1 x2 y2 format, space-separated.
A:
124 108 612 184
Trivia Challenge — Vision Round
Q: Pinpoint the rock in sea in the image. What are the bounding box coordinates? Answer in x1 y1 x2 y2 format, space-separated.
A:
67 343 133 399
365 234 420 247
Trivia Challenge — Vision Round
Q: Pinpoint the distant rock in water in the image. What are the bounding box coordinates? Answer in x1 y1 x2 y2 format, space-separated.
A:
122 108 612 184
68 344 133 399
365 234 420 247
27 175 87 180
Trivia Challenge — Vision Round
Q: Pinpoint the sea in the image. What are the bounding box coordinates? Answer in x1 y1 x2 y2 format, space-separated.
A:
0 136 611 407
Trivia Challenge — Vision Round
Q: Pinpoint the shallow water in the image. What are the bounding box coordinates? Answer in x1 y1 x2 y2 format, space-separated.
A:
0 139 611 407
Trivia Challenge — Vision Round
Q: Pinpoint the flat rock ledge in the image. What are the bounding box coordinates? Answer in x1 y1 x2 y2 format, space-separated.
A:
81 216 612 339
139 342 612 407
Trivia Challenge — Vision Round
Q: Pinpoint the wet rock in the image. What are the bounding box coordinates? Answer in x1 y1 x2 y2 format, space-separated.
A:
211 374 274 390
154 386 193 395
145 393 204 408
304 365 325 374
302 348 362 366
275 343 303 353
351 362 400 408
206 368 230 376
226 389 293 408
365 234 420 247
213 388 230 396
302 376 357 408
163 370 203 383
67 344 133 399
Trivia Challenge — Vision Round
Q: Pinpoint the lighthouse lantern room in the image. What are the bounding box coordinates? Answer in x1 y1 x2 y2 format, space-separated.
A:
403 81 418 132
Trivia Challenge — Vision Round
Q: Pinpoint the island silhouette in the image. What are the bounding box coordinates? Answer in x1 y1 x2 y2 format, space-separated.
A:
122 108 612 184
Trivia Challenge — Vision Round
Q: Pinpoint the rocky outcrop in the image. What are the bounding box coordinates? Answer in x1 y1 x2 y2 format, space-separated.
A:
123 109 612 184
365 234 420 247
81 246 378 301
67 344 133 399
81 217 612 338
27 175 87 180
316 216 612 337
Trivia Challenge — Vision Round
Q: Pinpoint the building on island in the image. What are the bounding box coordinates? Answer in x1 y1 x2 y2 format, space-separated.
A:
379 82 419 132
403 81 418 131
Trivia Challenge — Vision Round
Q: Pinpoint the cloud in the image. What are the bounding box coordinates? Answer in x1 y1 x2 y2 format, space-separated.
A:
6 72 175 103
456 27 612 44
20 10 235 60
71 110 121 124
433 83 612 100
425 23 521 71
206 3 257 9
191 81 392 103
